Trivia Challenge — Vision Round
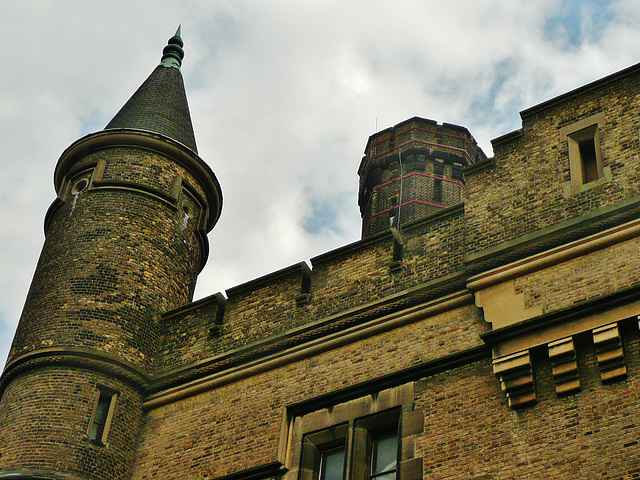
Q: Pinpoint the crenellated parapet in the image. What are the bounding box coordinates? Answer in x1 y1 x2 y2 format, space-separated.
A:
155 204 469 376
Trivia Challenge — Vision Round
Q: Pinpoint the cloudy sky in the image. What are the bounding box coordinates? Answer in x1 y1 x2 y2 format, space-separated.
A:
2 0 640 366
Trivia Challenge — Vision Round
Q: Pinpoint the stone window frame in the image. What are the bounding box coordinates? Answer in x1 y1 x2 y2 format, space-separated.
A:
63 166 95 199
86 384 118 446
299 422 350 480
283 385 423 480
559 112 611 196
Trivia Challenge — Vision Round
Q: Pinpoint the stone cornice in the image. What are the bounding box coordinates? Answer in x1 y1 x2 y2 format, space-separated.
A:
0 347 150 396
481 283 640 357
53 128 222 231
0 469 87 480
467 215 640 292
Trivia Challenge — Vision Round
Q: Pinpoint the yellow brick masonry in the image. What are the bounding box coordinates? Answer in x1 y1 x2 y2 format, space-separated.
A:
131 304 485 479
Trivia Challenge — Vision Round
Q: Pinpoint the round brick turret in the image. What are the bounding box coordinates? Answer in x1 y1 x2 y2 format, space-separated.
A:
0 30 222 480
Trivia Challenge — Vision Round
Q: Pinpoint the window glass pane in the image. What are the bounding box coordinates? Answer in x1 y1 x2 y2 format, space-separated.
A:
94 394 110 425
88 422 100 441
89 392 112 442
372 432 397 475
320 446 345 480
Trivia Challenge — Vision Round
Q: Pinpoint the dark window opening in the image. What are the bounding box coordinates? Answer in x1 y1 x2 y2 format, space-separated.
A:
89 393 111 443
451 163 463 182
433 179 443 203
434 160 444 176
301 271 311 295
392 238 403 263
579 138 598 184
565 122 602 188
87 387 117 445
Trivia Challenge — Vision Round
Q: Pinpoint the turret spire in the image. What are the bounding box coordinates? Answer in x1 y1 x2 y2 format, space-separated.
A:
104 26 198 151
160 26 184 69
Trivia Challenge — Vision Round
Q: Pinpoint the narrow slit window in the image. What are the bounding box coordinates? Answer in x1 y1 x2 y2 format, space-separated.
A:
433 179 443 202
562 119 604 189
88 388 117 445
433 160 445 177
451 162 463 182
392 237 403 263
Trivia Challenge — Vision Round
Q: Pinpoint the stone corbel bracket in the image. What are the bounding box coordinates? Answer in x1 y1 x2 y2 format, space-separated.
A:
592 323 627 383
492 350 536 408
548 336 580 395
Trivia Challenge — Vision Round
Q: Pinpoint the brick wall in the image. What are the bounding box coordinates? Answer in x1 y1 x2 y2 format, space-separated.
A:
155 207 467 374
0 367 143 480
465 69 640 258
10 146 209 369
0 136 218 479
359 118 486 238
516 234 640 315
416 326 640 478
132 302 485 479
133 308 640 479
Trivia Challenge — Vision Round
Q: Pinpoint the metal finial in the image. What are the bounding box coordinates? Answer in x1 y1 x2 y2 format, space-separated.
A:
160 26 185 69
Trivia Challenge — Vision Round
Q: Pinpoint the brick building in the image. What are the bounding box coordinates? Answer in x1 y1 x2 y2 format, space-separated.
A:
1 30 640 480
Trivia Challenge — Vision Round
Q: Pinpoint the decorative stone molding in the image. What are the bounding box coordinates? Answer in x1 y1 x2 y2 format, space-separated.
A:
474 279 542 329
592 323 627 383
492 350 536 408
548 337 580 395
468 215 640 333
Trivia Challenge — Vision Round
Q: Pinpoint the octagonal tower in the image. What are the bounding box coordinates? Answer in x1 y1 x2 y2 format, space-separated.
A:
358 117 486 238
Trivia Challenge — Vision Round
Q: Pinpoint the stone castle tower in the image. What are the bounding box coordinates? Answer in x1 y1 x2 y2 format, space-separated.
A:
0 29 222 479
3 29 640 480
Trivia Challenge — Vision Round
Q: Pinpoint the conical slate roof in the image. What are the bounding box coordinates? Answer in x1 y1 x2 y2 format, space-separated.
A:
105 28 198 153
